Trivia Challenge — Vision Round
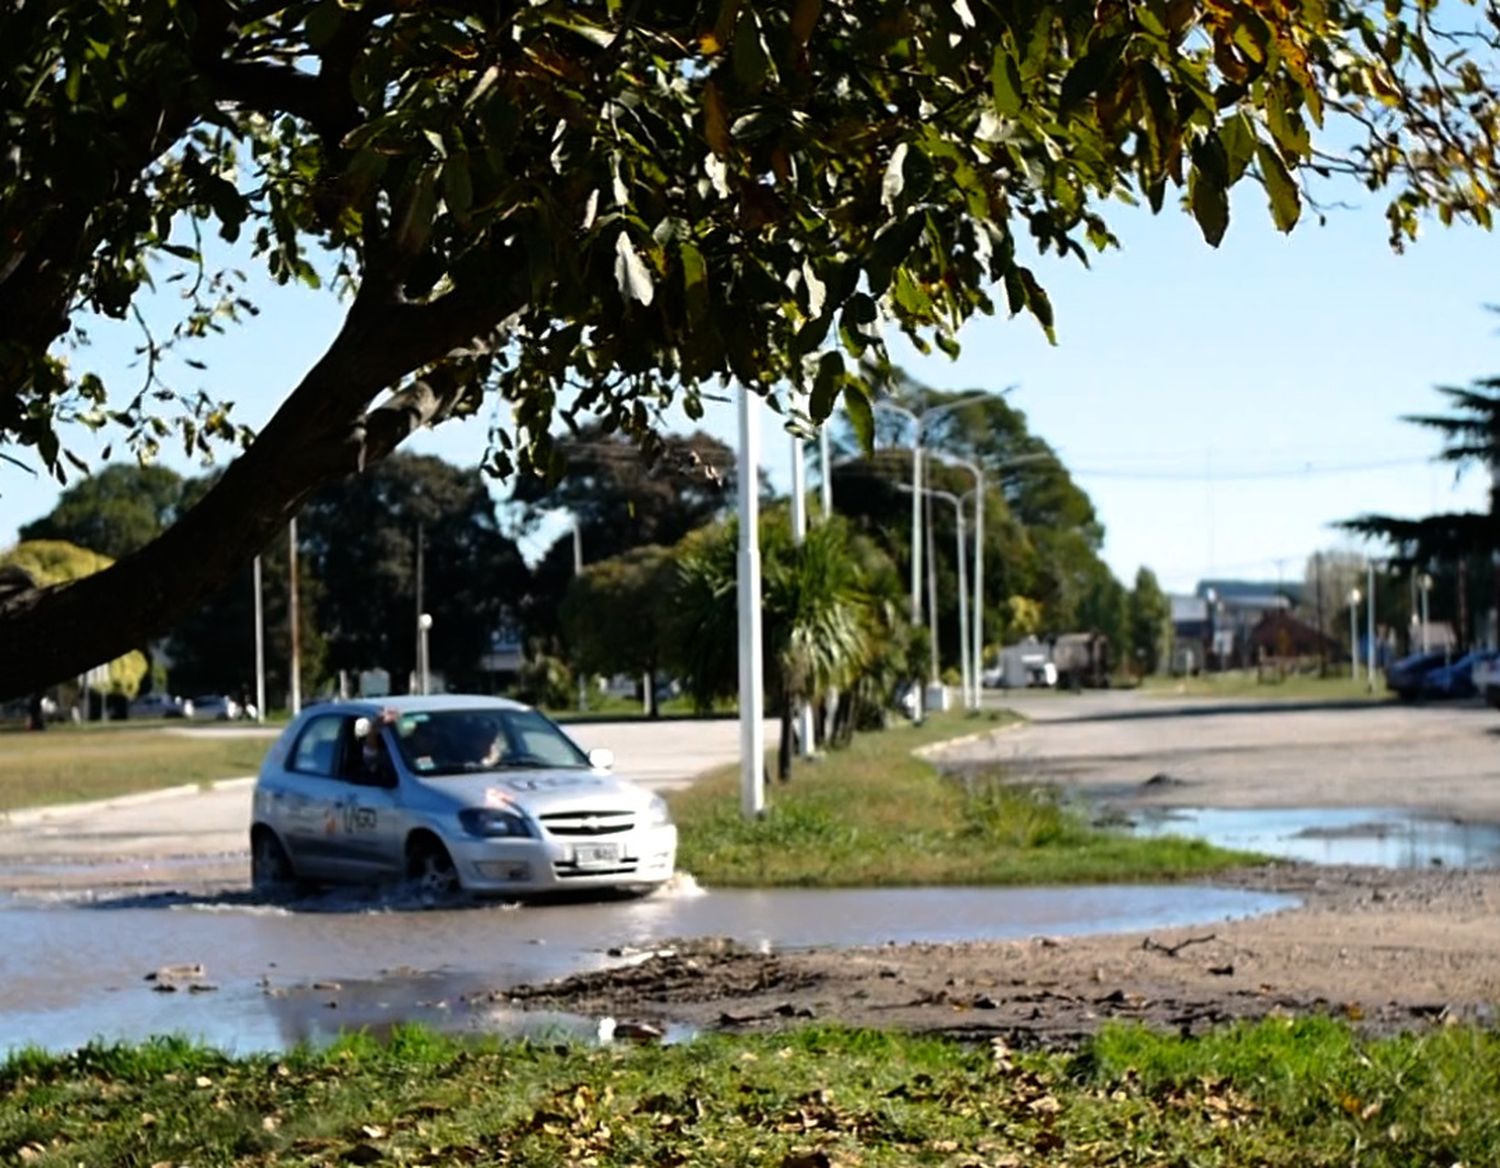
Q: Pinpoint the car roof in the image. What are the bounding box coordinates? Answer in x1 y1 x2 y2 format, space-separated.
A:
314 694 533 716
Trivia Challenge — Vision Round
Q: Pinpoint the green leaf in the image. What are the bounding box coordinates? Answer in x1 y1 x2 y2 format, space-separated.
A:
442 154 472 217
1017 268 1055 341
1219 114 1257 185
305 1 343 49
680 240 709 323
866 214 926 297
1189 166 1229 247
1257 143 1301 232
1059 39 1121 114
843 382 875 453
810 351 844 421
989 47 1024 116
732 9 771 92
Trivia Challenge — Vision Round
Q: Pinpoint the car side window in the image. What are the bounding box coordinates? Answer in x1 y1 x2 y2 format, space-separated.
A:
289 715 344 777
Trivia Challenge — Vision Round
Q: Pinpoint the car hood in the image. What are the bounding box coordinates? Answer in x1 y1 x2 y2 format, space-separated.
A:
408 768 650 814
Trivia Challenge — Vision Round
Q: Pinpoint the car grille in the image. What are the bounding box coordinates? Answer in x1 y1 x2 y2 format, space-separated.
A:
538 809 635 837
552 859 640 879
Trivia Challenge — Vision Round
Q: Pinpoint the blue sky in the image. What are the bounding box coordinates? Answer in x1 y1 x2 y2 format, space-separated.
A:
2 182 1494 597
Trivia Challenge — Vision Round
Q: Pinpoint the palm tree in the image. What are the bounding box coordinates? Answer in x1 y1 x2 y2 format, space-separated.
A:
670 512 892 782
1343 377 1500 648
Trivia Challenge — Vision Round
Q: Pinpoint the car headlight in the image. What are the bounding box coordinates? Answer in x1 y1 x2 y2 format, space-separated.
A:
458 808 534 838
645 794 673 828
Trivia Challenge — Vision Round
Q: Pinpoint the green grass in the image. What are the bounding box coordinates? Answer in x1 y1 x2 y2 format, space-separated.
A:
0 725 270 811
5 1021 1498 1167
1135 669 1391 702
670 711 1260 886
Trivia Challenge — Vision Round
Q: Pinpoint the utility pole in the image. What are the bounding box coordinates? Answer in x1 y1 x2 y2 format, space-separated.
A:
1314 552 1326 676
573 519 588 712
252 555 265 723
288 518 301 716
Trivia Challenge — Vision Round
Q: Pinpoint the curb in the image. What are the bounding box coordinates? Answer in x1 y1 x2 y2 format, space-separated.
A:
912 719 1025 761
0 775 258 828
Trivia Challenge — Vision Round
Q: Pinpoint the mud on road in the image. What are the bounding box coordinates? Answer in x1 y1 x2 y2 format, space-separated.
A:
510 694 1500 1047
510 864 1500 1048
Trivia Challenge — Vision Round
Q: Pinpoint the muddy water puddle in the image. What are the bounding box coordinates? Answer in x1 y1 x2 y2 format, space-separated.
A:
1125 806 1500 868
0 880 1294 1054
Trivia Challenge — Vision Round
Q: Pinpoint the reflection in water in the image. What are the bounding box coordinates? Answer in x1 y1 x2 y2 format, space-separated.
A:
1126 806 1500 869
0 881 1294 1055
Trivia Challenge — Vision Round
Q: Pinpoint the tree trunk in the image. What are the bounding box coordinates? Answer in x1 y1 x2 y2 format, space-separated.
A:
777 698 793 783
646 668 658 719
0 287 515 702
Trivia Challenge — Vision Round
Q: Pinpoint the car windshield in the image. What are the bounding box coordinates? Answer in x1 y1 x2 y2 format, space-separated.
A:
388 708 590 777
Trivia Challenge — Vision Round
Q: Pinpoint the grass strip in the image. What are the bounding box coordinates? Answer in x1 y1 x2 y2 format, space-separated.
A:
1135 671 1390 701
0 727 269 812
670 711 1260 886
4 1019 1497 1167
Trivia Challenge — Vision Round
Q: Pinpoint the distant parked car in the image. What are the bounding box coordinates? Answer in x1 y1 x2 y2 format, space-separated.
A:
190 694 243 721
1385 651 1451 701
128 692 190 719
1420 650 1499 701
1474 655 1500 709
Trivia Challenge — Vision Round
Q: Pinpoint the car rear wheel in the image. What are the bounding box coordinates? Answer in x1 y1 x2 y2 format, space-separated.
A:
407 836 460 898
251 829 296 894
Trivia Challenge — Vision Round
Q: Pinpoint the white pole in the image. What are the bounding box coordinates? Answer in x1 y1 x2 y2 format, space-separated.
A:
1367 559 1377 689
574 521 587 712
414 521 425 694
253 555 265 723
909 438 924 720
790 436 816 757
1421 575 1431 652
738 389 766 818
1349 590 1361 680
955 496 971 709
288 518 301 716
819 426 833 518
972 468 984 709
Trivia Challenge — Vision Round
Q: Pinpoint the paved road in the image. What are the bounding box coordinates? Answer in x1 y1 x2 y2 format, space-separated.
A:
961 689 1500 819
0 718 773 890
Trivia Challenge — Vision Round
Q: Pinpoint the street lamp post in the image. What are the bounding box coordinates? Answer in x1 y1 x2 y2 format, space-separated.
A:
898 483 973 710
417 612 433 695
1349 588 1362 680
874 392 990 714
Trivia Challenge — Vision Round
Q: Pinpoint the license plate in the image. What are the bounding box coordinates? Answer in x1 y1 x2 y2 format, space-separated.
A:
573 843 620 867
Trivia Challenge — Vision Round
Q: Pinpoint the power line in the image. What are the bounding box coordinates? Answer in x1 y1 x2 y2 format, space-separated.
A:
1067 456 1434 482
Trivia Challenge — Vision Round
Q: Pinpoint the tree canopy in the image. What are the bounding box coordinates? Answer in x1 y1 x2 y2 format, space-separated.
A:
6 0 1500 698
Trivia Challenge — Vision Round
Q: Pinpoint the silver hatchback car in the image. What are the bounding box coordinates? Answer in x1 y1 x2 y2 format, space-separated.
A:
250 695 677 897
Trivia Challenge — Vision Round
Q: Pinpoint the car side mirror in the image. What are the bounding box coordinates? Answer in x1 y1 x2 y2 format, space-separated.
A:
588 747 615 770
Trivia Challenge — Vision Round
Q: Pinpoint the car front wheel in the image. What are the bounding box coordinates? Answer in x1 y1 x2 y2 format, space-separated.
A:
251 828 296 894
407 837 460 899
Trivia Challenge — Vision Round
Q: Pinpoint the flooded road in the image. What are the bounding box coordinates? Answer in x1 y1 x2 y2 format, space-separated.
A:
0 880 1294 1054
1126 805 1500 869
